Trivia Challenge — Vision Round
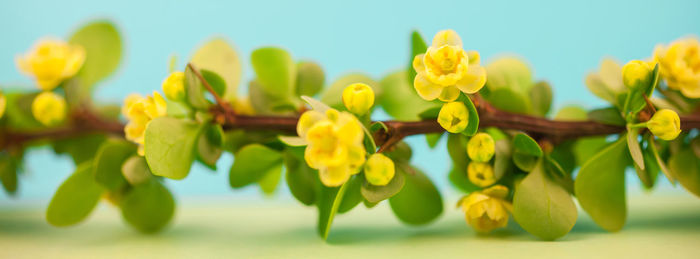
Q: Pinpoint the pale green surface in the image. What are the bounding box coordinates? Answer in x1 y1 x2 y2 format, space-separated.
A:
1 193 700 259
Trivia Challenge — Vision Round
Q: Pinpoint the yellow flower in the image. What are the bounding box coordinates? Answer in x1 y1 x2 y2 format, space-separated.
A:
459 185 512 233
342 83 375 115
364 153 395 186
437 101 468 133
162 71 185 101
16 38 85 91
467 133 495 162
298 108 366 187
413 30 486 102
653 37 700 98
0 91 6 119
123 91 167 155
467 162 496 187
622 60 653 90
31 91 67 126
647 109 681 141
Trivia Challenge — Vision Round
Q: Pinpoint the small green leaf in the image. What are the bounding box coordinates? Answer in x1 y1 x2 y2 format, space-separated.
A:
513 152 538 172
92 139 136 190
295 61 325 97
321 73 378 110
588 107 625 126
448 167 480 193
47 162 104 227
380 70 437 120
251 47 296 99
121 156 152 186
529 81 552 116
554 105 587 121
52 134 107 164
200 69 227 98
626 127 645 170
585 73 618 104
494 139 513 180
0 155 18 194
484 57 533 93
513 160 577 240
229 144 283 188
462 96 480 136
69 20 122 89
361 167 406 203
575 136 630 232
191 38 242 100
418 106 441 120
301 96 331 113
447 133 468 171
317 181 349 240
284 148 318 205
184 65 212 110
278 135 307 146
120 180 175 233
197 124 224 169
408 30 428 84
338 175 364 213
669 148 700 198
389 167 443 225
648 137 675 183
425 133 443 149
485 88 531 114
145 117 205 180
513 133 542 157
258 163 283 195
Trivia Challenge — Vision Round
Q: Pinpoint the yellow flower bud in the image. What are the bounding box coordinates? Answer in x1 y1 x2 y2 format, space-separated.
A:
161 71 185 101
342 83 375 115
364 153 395 186
459 185 511 233
622 60 653 90
0 92 6 119
647 109 681 140
467 133 495 162
437 102 469 133
16 38 85 91
467 162 496 187
31 91 67 126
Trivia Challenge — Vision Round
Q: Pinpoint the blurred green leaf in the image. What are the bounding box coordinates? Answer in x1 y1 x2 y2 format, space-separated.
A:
251 47 296 99
295 61 325 97
121 156 152 186
669 148 700 198
361 167 405 203
278 135 307 146
575 136 630 232
380 70 437 120
530 81 552 116
513 160 577 240
284 148 318 205
145 117 204 180
197 124 224 170
317 181 349 240
338 175 364 213
46 162 104 227
389 166 443 225
485 88 531 114
69 20 122 90
191 38 242 100
321 73 378 110
648 138 674 183
588 107 625 126
407 30 428 84
462 96 479 136
52 134 106 165
120 180 175 233
554 105 587 121
627 127 645 170
425 133 443 149
513 133 542 157
229 144 283 188
494 139 513 180
485 57 533 93
92 139 136 190
258 163 283 196
447 133 468 171
0 155 18 195
184 65 213 110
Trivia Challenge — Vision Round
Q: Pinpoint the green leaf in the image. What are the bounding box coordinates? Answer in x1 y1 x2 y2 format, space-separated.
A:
338 175 364 213
361 167 406 203
121 156 152 186
120 180 175 233
529 81 552 116
0 155 18 194
513 160 577 240
301 95 331 113
494 139 513 180
513 133 542 157
200 69 227 98
648 138 675 183
513 152 538 172
669 148 700 198
418 106 441 120
447 133 468 171
191 38 242 100
284 148 318 205
145 117 205 180
321 73 378 110
249 81 297 115
251 47 296 99
485 88 531 114
92 139 136 190
585 73 618 104
462 96 480 136
184 65 213 110
484 57 533 93
317 181 349 240
448 167 480 193
278 135 307 146
575 136 630 232
295 61 325 97
69 20 122 89
197 124 224 169
52 134 107 164
46 162 104 227
389 167 443 225
572 136 608 165
258 163 283 195
588 107 625 126
407 30 428 84
626 127 645 170
554 105 587 121
380 70 438 120
229 144 283 188
425 133 443 149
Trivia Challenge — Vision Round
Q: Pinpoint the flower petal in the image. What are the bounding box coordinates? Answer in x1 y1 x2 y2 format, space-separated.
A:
432 29 462 48
412 54 426 75
438 86 460 102
414 74 443 101
319 165 351 187
456 65 487 94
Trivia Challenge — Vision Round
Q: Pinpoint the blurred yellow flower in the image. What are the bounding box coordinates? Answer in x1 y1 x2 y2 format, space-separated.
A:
342 83 375 115
0 91 6 119
467 162 496 187
437 101 468 133
364 153 395 186
412 30 486 102
123 91 167 155
647 109 681 141
297 108 366 187
653 37 700 98
162 71 185 101
459 185 512 233
467 133 495 162
622 60 653 90
31 91 67 126
16 38 85 91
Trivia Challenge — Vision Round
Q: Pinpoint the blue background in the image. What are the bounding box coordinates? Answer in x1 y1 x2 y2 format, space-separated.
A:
1 0 699 201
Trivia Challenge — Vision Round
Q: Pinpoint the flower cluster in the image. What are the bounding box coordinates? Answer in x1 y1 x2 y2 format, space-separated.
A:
123 92 167 155
459 185 512 233
653 37 700 98
466 133 497 187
